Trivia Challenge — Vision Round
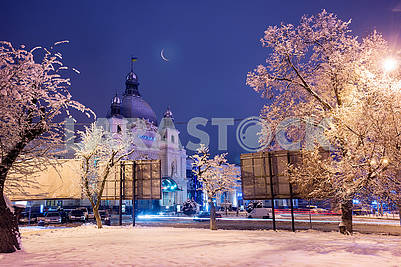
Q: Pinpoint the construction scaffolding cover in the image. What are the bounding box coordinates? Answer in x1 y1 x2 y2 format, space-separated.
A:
5 159 82 201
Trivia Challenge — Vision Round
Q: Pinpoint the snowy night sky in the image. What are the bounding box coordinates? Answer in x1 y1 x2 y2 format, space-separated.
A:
1 0 401 162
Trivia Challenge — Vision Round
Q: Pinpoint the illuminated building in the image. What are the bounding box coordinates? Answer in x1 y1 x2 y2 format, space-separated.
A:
106 63 187 212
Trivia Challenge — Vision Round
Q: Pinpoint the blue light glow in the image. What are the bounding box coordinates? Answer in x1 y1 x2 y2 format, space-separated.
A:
138 135 155 141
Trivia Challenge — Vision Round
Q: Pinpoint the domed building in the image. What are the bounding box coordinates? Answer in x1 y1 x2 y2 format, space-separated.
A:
107 71 158 125
106 61 187 212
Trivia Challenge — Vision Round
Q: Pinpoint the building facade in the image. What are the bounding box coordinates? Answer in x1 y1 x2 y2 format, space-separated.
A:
11 62 188 214
105 63 187 212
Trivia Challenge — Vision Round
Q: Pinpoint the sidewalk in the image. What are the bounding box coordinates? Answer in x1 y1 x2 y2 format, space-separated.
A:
355 214 400 221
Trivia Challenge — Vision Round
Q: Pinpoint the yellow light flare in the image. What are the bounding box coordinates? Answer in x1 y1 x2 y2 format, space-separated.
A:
383 57 398 73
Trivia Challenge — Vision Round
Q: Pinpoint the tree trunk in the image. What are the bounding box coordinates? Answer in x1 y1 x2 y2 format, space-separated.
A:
379 202 384 217
0 130 41 253
0 193 21 253
339 199 353 234
209 200 217 230
398 204 401 226
93 206 102 229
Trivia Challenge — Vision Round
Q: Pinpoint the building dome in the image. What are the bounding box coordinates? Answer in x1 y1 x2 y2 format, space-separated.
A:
112 94 121 104
107 60 158 125
107 93 122 117
120 95 158 125
127 72 137 81
163 106 174 120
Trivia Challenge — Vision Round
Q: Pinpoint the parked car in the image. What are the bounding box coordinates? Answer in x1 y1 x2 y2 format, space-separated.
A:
77 207 89 220
44 211 63 224
18 212 41 224
59 210 70 223
98 210 109 219
87 211 95 221
69 209 86 222
98 210 111 225
247 208 272 219
193 211 222 221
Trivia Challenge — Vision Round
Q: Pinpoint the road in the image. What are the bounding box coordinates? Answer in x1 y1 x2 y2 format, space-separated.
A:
132 214 401 235
19 214 401 235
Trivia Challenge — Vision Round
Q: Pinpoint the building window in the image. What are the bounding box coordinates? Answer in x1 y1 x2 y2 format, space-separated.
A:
117 125 121 133
171 135 175 143
46 200 62 207
163 192 174 206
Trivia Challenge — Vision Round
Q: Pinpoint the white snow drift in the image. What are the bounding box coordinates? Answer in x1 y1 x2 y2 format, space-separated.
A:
1 225 401 266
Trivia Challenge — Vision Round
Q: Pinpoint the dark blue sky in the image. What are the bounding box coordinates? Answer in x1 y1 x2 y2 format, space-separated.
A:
2 0 401 163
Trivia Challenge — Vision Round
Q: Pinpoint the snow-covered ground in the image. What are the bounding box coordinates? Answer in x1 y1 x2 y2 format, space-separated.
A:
1 225 401 266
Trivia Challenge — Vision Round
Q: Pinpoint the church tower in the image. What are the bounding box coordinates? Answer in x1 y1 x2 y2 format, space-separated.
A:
107 58 158 125
107 93 127 134
105 59 188 211
110 94 121 116
159 107 187 207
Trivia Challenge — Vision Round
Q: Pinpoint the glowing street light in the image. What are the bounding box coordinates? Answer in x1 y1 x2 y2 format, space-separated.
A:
383 57 398 73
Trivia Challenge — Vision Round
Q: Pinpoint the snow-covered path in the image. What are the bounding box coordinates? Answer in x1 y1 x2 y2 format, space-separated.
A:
1 226 401 266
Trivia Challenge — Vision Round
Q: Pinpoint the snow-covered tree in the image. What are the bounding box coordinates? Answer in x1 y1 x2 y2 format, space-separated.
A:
0 41 91 253
74 122 135 229
182 198 198 216
191 144 239 230
354 77 401 224
288 67 401 229
247 10 401 233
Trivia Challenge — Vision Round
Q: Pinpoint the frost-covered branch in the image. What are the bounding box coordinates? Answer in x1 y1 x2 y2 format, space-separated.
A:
191 144 239 230
249 10 401 233
74 122 135 228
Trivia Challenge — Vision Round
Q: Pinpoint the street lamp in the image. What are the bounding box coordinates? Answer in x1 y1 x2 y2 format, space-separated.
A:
383 57 398 73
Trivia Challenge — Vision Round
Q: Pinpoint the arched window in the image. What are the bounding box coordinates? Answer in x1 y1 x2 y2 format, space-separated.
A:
171 135 175 143
117 125 122 133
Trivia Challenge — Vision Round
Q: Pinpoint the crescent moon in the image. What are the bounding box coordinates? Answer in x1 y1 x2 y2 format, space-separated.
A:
161 49 169 62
